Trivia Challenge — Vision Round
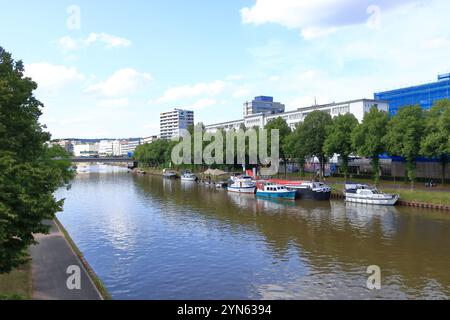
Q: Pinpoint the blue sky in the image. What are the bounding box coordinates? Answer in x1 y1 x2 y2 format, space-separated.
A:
1 0 450 138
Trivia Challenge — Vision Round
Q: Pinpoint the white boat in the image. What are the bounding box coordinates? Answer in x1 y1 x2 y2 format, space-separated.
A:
163 169 177 179
345 184 399 206
228 176 256 194
181 173 197 181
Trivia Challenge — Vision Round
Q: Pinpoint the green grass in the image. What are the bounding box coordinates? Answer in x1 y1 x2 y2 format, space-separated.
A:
330 183 450 206
55 218 112 300
0 261 32 300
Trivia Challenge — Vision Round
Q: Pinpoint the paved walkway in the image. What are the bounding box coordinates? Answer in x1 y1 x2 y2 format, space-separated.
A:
30 220 102 300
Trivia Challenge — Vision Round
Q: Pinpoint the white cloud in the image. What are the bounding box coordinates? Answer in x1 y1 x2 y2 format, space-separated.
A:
421 37 450 50
85 32 132 48
86 68 152 97
188 98 217 110
156 80 226 103
24 63 84 91
57 33 131 52
97 98 130 108
241 0 412 39
59 36 78 51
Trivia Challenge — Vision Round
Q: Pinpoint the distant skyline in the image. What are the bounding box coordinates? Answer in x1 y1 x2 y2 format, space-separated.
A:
1 0 450 139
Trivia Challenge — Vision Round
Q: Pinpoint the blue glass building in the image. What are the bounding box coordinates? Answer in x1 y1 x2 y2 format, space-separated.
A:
374 74 450 116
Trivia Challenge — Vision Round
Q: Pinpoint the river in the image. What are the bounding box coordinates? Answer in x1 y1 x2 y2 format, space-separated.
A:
55 165 450 300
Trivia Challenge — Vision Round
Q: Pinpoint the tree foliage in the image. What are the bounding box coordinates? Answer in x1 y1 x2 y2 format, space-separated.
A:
384 105 425 188
323 113 358 180
292 111 332 178
0 47 74 273
421 99 450 184
352 106 389 185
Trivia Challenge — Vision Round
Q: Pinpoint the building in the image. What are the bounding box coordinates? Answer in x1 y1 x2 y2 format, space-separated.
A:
374 73 450 116
73 143 99 158
120 139 141 157
160 109 194 140
243 96 285 117
50 139 74 155
141 136 159 144
206 98 388 132
99 140 114 157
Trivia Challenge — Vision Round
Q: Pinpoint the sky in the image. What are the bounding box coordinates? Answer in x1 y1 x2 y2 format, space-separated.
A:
1 0 450 139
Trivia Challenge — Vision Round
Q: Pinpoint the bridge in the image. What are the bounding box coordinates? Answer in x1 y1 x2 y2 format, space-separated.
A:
70 157 138 164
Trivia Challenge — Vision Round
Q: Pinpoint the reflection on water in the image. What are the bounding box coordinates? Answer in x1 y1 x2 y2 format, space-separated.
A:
56 165 450 300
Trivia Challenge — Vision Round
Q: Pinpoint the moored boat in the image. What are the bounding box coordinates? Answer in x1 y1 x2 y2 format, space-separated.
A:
288 181 331 201
163 169 177 179
344 184 399 206
228 176 256 194
256 183 296 200
181 172 197 181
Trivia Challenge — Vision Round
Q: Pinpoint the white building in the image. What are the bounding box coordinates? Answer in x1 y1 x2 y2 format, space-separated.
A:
99 140 114 157
206 99 389 132
243 96 285 117
160 109 194 140
73 143 99 158
120 139 141 156
141 136 158 144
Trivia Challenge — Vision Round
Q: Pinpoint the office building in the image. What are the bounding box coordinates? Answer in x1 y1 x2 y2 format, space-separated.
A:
243 96 285 117
160 109 194 140
374 73 450 116
73 143 99 158
206 99 388 132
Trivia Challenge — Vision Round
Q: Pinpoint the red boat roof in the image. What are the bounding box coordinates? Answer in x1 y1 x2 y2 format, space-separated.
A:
267 179 304 185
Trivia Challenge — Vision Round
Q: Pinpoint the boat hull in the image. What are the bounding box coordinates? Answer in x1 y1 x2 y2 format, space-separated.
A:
345 194 399 206
256 191 296 200
228 186 256 194
181 177 197 181
294 189 331 201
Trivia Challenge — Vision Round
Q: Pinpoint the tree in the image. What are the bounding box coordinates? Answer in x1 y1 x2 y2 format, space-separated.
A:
352 106 389 186
0 47 74 273
285 122 307 177
384 105 425 188
294 111 332 179
323 113 359 180
421 99 450 185
264 117 292 177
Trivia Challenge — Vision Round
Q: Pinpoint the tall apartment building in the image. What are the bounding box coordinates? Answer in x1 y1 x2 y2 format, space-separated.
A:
375 73 450 116
243 96 285 117
160 109 194 140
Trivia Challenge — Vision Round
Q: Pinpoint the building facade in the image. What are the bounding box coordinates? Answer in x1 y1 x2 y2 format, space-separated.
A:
243 96 285 117
73 143 99 158
374 73 450 116
206 99 388 132
141 135 159 144
160 109 194 140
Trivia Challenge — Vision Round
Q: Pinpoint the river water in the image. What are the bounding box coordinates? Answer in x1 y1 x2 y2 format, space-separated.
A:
56 165 450 300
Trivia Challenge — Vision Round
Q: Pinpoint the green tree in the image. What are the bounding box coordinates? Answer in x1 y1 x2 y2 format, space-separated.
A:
352 106 389 186
264 117 292 177
294 111 332 179
285 122 307 177
323 113 359 180
421 99 450 185
0 47 74 273
384 105 425 189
